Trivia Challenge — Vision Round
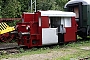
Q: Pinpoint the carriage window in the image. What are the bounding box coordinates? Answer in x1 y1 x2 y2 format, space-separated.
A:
74 7 79 18
50 17 61 28
61 17 71 27
49 17 71 28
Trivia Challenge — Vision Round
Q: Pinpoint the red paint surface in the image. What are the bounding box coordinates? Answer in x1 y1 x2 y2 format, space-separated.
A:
22 13 34 22
17 23 30 47
41 16 49 28
64 17 77 42
17 11 77 48
17 12 42 48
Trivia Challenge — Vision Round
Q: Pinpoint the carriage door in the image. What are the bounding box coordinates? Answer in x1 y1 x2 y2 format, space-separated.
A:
50 17 65 43
67 2 82 27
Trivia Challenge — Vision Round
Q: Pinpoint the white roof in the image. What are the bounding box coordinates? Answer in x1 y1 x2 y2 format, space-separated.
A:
39 10 75 17
64 0 90 8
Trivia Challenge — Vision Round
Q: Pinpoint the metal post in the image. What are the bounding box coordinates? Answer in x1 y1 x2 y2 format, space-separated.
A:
35 0 36 12
31 0 36 12
31 0 32 12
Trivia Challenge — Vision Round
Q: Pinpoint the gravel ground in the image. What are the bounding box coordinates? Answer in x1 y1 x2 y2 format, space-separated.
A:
1 45 90 60
1 49 77 60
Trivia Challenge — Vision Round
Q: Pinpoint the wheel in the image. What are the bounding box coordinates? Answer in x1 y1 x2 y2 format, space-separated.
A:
0 32 14 42
77 27 87 40
77 31 87 39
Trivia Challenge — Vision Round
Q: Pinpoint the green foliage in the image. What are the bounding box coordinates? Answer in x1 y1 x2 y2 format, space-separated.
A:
1 0 21 18
6 20 21 26
1 0 68 18
37 0 52 10
18 0 30 12
55 0 68 10
19 48 24 53
37 0 68 11
0 0 68 26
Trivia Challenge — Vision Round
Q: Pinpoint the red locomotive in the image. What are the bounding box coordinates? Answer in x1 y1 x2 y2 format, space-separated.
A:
1 0 89 48
16 11 77 48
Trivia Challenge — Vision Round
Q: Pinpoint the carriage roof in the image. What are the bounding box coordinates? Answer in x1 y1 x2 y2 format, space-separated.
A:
64 0 90 8
39 10 75 17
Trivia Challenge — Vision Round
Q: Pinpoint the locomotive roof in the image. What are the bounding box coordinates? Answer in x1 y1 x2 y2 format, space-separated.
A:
64 0 90 8
39 10 75 17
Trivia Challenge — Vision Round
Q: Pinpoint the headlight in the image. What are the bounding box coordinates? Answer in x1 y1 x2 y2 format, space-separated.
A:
26 25 30 30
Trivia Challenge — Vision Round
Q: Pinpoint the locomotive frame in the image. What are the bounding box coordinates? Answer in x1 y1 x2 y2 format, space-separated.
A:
0 0 90 48
16 11 77 48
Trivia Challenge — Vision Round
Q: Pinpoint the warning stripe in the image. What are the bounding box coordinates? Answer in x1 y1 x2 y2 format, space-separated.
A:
0 22 8 30
0 27 2 30
3 22 8 27
1 22 7 29
0 24 4 30
1 23 6 30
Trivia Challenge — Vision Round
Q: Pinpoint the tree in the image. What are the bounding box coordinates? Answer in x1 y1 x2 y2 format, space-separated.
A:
0 0 68 26
1 0 68 18
0 0 2 18
37 0 53 10
55 0 68 10
18 0 30 12
1 0 21 18
36 0 68 11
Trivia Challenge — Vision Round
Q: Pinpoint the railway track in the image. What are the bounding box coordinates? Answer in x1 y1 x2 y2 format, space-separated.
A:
0 43 24 55
0 43 19 50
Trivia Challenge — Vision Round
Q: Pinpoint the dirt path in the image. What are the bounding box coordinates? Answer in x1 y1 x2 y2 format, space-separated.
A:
1 45 90 60
1 48 78 60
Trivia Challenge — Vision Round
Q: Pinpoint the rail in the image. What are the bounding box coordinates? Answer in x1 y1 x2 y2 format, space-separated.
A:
0 18 22 22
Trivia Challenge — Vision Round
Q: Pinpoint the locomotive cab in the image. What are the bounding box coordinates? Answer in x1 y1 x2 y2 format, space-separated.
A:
16 11 77 48
65 0 90 39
